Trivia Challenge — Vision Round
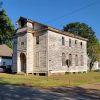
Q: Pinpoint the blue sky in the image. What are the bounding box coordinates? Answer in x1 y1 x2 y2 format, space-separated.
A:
2 0 100 40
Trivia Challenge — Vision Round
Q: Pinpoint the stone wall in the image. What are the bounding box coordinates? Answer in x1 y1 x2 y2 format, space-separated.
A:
26 32 34 73
12 32 27 73
33 31 48 73
48 30 87 73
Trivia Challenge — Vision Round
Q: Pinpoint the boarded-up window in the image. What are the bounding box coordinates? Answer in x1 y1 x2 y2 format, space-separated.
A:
69 39 71 47
75 40 77 47
80 42 82 49
69 54 72 66
62 37 65 45
75 55 78 66
62 53 66 66
39 51 46 67
81 55 84 66
35 52 39 67
36 36 39 44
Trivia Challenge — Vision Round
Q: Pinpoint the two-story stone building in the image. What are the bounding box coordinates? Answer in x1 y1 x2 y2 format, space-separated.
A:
12 17 88 75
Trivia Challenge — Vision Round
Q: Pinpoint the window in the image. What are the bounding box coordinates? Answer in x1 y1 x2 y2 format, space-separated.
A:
69 54 72 66
75 55 78 66
69 39 71 47
80 42 82 49
21 42 24 45
62 37 65 45
36 36 39 44
81 55 84 66
35 52 39 67
75 40 77 47
62 53 66 66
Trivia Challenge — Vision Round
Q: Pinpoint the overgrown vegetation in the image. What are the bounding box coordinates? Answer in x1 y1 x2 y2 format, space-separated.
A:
0 2 14 48
0 72 100 88
63 22 100 71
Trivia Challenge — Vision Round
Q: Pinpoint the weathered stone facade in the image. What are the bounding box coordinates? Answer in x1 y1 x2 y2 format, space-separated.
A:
48 30 87 74
12 17 88 75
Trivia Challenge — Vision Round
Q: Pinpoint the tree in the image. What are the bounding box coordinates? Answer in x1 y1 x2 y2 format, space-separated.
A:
0 7 14 48
63 22 100 71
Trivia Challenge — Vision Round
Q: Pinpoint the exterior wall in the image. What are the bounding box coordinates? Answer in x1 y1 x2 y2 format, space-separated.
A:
27 22 33 28
33 31 48 73
12 38 17 72
26 32 34 73
12 33 27 73
17 33 27 73
48 30 87 74
34 23 44 30
0 57 12 66
12 29 48 74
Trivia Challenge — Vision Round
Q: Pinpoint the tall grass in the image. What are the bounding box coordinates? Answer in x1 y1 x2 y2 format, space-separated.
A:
0 72 100 88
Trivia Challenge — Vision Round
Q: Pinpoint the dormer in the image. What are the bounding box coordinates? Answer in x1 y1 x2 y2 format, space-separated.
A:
16 17 33 29
16 17 47 32
16 17 27 28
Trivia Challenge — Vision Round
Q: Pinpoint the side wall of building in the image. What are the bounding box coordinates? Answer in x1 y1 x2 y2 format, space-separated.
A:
33 31 48 74
12 33 27 73
12 37 17 72
12 30 49 74
48 30 87 74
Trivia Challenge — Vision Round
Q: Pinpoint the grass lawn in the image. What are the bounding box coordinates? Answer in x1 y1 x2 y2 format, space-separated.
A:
0 72 100 88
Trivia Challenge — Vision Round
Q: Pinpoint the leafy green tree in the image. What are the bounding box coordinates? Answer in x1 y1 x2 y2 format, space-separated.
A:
0 8 14 48
63 22 100 71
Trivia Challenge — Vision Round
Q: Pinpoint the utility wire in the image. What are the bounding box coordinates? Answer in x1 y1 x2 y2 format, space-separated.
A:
45 0 99 24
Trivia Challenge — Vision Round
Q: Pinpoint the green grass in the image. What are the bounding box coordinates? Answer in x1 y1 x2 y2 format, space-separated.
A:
0 72 100 88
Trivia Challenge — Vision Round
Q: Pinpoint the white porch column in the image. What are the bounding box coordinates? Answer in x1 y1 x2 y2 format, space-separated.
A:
17 52 21 73
26 32 34 73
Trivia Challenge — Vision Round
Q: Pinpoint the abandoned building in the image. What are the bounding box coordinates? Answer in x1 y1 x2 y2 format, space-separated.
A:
12 17 88 75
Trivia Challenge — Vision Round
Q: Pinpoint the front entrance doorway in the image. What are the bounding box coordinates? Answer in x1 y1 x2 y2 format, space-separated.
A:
20 53 26 73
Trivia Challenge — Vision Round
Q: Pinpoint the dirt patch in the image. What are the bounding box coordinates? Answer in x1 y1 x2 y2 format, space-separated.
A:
80 82 100 90
49 82 100 100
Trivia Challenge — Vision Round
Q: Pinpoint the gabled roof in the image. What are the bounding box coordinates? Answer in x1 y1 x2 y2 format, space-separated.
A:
0 44 12 57
16 16 88 41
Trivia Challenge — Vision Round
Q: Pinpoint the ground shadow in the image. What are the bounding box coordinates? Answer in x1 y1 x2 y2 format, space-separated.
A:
0 78 100 100
50 86 100 100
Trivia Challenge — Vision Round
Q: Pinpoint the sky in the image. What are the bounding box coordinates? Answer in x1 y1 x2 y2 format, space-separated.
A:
1 0 100 40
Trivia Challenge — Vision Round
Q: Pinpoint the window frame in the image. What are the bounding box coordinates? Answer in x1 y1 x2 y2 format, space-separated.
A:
69 54 72 66
62 53 66 66
36 36 39 45
62 37 65 45
80 42 82 49
75 55 78 66
81 55 84 66
69 39 71 47
75 40 77 47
